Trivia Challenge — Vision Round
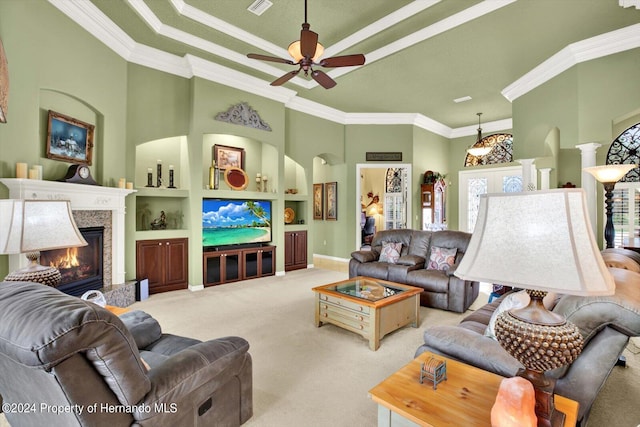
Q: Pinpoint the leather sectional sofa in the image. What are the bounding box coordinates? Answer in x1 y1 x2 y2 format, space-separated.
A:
349 229 479 313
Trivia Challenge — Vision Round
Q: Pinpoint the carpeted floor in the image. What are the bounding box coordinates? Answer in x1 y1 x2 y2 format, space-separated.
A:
1 268 638 426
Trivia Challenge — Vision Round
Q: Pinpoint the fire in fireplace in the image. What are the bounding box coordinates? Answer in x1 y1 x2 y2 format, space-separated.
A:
40 226 104 297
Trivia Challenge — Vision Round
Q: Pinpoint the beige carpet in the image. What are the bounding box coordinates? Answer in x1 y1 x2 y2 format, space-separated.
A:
1 268 638 426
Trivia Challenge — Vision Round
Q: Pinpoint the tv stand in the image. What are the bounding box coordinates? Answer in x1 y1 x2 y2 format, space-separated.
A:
203 245 275 286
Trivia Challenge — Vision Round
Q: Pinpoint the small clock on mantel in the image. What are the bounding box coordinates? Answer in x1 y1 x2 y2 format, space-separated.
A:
60 164 98 185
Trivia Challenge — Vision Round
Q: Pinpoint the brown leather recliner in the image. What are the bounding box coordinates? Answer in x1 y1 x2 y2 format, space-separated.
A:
0 281 252 427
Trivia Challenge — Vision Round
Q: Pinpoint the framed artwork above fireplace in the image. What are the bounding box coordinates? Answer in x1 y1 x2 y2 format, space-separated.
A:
46 110 95 165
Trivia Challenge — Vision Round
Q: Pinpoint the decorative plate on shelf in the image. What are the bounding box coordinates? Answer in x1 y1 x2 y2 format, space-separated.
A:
284 207 295 224
224 167 249 191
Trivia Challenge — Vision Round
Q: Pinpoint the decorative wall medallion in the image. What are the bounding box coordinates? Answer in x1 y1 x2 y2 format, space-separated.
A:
0 38 9 123
215 102 272 131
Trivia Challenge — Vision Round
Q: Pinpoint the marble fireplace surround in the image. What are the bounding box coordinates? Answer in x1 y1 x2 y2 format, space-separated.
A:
0 179 135 289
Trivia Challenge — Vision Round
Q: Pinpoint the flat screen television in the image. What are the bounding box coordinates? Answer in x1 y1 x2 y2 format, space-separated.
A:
202 198 272 249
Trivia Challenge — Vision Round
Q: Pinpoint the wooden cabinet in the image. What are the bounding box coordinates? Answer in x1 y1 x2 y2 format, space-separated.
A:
285 230 307 271
203 245 275 286
243 246 275 279
136 238 188 294
421 181 446 230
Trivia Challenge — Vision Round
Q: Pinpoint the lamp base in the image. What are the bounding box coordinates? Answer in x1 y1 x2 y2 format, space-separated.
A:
3 252 61 287
517 368 565 427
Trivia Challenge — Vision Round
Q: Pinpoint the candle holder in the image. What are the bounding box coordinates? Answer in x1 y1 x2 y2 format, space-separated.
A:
168 166 176 189
146 168 154 187
156 161 163 188
262 176 268 193
256 173 262 192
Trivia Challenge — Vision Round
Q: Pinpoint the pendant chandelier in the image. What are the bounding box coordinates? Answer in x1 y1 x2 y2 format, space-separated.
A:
467 113 493 157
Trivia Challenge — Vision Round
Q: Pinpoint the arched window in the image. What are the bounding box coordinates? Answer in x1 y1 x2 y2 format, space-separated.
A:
605 121 639 247
464 133 513 167
606 122 640 182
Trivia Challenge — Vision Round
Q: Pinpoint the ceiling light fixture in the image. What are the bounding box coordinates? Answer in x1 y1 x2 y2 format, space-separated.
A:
467 112 493 157
247 0 365 89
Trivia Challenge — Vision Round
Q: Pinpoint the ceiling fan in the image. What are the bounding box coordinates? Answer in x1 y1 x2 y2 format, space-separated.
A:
247 0 365 89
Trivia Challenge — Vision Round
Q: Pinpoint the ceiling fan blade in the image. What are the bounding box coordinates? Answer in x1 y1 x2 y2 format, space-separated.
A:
318 54 366 68
300 26 319 58
311 70 337 89
247 53 295 65
270 69 300 86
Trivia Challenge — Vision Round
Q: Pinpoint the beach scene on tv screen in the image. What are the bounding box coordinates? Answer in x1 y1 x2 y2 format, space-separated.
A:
202 199 272 246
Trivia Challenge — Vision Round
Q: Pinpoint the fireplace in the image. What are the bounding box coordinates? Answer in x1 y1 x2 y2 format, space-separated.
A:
40 227 104 297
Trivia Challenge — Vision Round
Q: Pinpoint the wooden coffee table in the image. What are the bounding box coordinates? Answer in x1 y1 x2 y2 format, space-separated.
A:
369 351 579 427
313 276 422 351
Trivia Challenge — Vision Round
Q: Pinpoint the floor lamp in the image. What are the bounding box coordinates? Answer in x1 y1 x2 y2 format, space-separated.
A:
0 200 87 286
584 164 638 249
455 189 615 427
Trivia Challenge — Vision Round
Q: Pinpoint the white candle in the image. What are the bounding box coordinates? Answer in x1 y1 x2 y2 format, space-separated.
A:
126 182 133 190
118 178 126 188
28 169 38 179
33 164 43 180
169 165 174 170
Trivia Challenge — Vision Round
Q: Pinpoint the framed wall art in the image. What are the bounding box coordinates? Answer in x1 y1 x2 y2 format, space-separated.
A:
325 182 338 221
213 144 245 170
313 183 324 220
46 110 95 165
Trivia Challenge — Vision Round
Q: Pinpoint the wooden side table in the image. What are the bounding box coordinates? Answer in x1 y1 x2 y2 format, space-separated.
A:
369 352 578 427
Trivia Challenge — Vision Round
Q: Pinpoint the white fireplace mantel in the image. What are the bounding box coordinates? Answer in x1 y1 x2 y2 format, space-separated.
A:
1 178 136 284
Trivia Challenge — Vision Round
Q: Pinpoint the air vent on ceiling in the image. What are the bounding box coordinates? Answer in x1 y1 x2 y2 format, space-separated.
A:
248 0 273 16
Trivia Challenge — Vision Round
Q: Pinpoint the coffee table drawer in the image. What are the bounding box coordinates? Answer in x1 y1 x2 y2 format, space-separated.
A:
318 293 370 314
319 303 370 331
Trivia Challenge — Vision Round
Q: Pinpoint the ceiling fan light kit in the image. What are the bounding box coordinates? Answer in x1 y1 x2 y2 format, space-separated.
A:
247 0 365 89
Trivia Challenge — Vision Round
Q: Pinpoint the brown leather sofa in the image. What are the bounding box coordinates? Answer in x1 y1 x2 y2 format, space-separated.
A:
349 229 479 313
0 281 253 427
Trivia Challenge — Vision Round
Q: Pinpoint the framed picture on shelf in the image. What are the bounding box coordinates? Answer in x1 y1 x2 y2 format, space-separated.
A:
313 183 324 220
325 182 337 221
46 110 95 165
213 144 245 171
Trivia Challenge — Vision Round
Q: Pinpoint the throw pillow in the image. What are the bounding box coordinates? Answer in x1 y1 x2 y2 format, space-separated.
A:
379 241 403 264
485 290 558 340
428 246 457 270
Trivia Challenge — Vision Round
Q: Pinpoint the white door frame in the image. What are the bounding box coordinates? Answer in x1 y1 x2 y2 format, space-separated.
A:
356 163 412 249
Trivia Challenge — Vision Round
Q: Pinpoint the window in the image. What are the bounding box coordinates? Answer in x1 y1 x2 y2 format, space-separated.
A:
606 122 639 247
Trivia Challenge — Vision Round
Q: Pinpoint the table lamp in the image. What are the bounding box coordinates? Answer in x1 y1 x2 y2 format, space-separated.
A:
0 199 87 286
583 164 637 248
455 189 615 427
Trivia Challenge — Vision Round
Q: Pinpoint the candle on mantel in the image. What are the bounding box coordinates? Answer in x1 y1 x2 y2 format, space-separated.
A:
118 178 126 188
16 162 28 179
28 169 38 179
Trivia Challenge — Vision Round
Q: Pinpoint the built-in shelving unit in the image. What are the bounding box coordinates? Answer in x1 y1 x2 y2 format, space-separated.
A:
132 134 311 290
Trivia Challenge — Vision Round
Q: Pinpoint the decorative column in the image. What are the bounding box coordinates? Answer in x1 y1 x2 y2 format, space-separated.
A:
518 159 536 191
576 143 601 234
539 168 552 190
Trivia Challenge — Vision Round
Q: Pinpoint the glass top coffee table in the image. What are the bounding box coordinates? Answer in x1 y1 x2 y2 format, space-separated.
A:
312 276 422 350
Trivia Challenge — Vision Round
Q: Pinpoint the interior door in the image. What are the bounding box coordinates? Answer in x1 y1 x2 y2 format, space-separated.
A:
356 163 412 249
459 166 524 233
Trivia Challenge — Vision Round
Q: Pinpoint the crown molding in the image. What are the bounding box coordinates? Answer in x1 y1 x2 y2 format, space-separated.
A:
449 118 513 138
502 23 640 102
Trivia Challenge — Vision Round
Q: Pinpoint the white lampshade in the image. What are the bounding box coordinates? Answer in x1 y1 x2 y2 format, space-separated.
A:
455 188 615 296
0 200 87 254
583 164 637 183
